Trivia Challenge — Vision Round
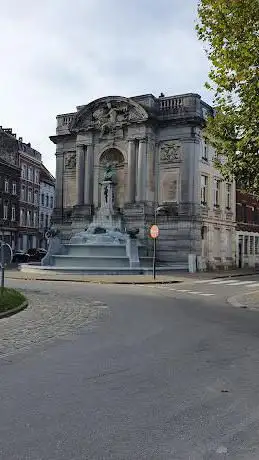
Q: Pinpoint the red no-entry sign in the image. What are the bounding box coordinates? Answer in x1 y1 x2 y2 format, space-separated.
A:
150 225 159 239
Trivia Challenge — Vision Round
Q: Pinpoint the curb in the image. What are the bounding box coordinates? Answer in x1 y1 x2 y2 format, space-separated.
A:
5 276 181 285
227 290 259 310
227 295 247 309
0 300 28 319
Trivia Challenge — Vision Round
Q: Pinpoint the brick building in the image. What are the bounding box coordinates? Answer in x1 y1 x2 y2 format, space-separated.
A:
0 128 20 248
18 138 42 250
236 189 259 268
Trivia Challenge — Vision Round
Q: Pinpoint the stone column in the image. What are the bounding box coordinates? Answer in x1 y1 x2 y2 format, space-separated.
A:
84 144 93 205
136 138 146 202
127 139 136 203
75 144 85 206
55 152 64 209
146 138 155 203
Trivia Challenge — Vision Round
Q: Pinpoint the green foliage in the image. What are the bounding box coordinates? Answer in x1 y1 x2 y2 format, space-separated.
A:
196 0 259 191
0 288 26 313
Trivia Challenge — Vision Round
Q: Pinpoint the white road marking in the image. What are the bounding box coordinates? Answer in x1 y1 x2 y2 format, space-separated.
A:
209 280 240 285
187 291 204 295
199 293 215 296
226 280 255 285
194 279 222 284
247 283 259 288
210 280 256 285
175 289 189 292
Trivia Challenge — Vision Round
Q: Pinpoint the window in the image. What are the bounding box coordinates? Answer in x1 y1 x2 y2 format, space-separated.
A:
202 139 208 161
226 183 231 209
34 169 39 184
27 210 32 227
33 211 38 228
3 203 8 220
201 175 208 205
12 182 17 195
21 185 26 201
250 236 254 255
28 188 33 203
244 236 248 255
213 178 221 207
50 196 54 209
242 204 248 222
20 208 25 226
4 179 9 193
21 164 27 179
45 214 49 229
46 194 49 207
255 237 259 255
34 190 38 205
11 206 16 221
41 193 44 206
28 167 34 182
40 213 44 228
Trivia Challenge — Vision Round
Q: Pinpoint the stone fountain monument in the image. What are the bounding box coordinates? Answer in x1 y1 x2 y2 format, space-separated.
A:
31 164 149 274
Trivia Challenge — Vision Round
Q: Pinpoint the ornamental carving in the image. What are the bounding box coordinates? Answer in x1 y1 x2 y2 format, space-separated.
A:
69 96 149 137
160 141 182 163
65 152 76 169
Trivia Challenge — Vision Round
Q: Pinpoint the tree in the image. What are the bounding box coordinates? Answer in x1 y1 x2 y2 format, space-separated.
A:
196 0 259 192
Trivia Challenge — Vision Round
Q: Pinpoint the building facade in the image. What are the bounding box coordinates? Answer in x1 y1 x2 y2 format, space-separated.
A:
39 165 55 249
50 93 236 269
236 189 259 268
199 141 236 270
0 128 20 248
18 139 42 250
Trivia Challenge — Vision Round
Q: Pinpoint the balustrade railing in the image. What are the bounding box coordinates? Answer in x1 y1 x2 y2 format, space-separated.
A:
56 114 75 129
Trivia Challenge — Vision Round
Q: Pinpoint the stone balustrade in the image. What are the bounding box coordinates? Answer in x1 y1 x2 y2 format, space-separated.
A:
56 114 75 134
159 94 204 119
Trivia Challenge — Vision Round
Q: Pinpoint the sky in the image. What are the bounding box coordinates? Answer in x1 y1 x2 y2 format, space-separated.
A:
0 0 211 176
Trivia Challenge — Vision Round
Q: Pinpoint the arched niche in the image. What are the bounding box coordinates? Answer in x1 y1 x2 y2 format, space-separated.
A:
98 148 125 208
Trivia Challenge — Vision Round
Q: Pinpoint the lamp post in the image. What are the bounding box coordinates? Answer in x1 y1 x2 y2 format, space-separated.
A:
0 241 13 293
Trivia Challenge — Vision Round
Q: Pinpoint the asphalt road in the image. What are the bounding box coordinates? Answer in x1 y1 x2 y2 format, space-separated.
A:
1 279 259 459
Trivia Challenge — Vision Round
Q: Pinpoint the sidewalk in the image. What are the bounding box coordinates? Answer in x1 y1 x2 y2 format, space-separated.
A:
4 267 259 285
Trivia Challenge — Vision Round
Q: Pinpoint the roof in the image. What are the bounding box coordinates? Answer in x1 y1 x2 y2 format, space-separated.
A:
40 163 55 186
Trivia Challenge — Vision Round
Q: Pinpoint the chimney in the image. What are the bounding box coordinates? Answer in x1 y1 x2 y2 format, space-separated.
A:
19 137 23 142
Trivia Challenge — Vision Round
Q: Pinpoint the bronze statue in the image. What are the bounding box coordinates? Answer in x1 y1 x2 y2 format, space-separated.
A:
104 163 116 183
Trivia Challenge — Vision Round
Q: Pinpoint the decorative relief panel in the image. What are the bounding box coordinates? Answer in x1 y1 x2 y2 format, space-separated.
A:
160 141 182 163
160 170 180 203
64 152 76 170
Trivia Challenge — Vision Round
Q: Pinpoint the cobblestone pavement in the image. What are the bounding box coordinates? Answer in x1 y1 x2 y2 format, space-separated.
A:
0 282 108 357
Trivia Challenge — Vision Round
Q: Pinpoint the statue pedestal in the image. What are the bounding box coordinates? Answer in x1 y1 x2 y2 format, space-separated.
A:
91 180 123 231
101 180 116 212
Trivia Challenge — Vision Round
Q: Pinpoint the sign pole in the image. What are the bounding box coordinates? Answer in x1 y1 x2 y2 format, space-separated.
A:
1 242 4 293
152 237 156 280
150 224 159 280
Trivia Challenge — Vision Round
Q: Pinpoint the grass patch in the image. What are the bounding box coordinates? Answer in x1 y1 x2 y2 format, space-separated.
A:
0 287 26 314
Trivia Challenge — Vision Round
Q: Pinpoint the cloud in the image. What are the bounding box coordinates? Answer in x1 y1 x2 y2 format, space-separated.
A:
0 0 211 175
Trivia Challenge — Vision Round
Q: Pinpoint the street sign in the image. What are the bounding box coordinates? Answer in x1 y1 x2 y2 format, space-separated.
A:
150 225 159 239
0 241 13 267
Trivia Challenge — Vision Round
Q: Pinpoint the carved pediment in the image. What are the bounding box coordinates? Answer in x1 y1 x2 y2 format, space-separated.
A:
160 141 182 163
69 96 149 136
